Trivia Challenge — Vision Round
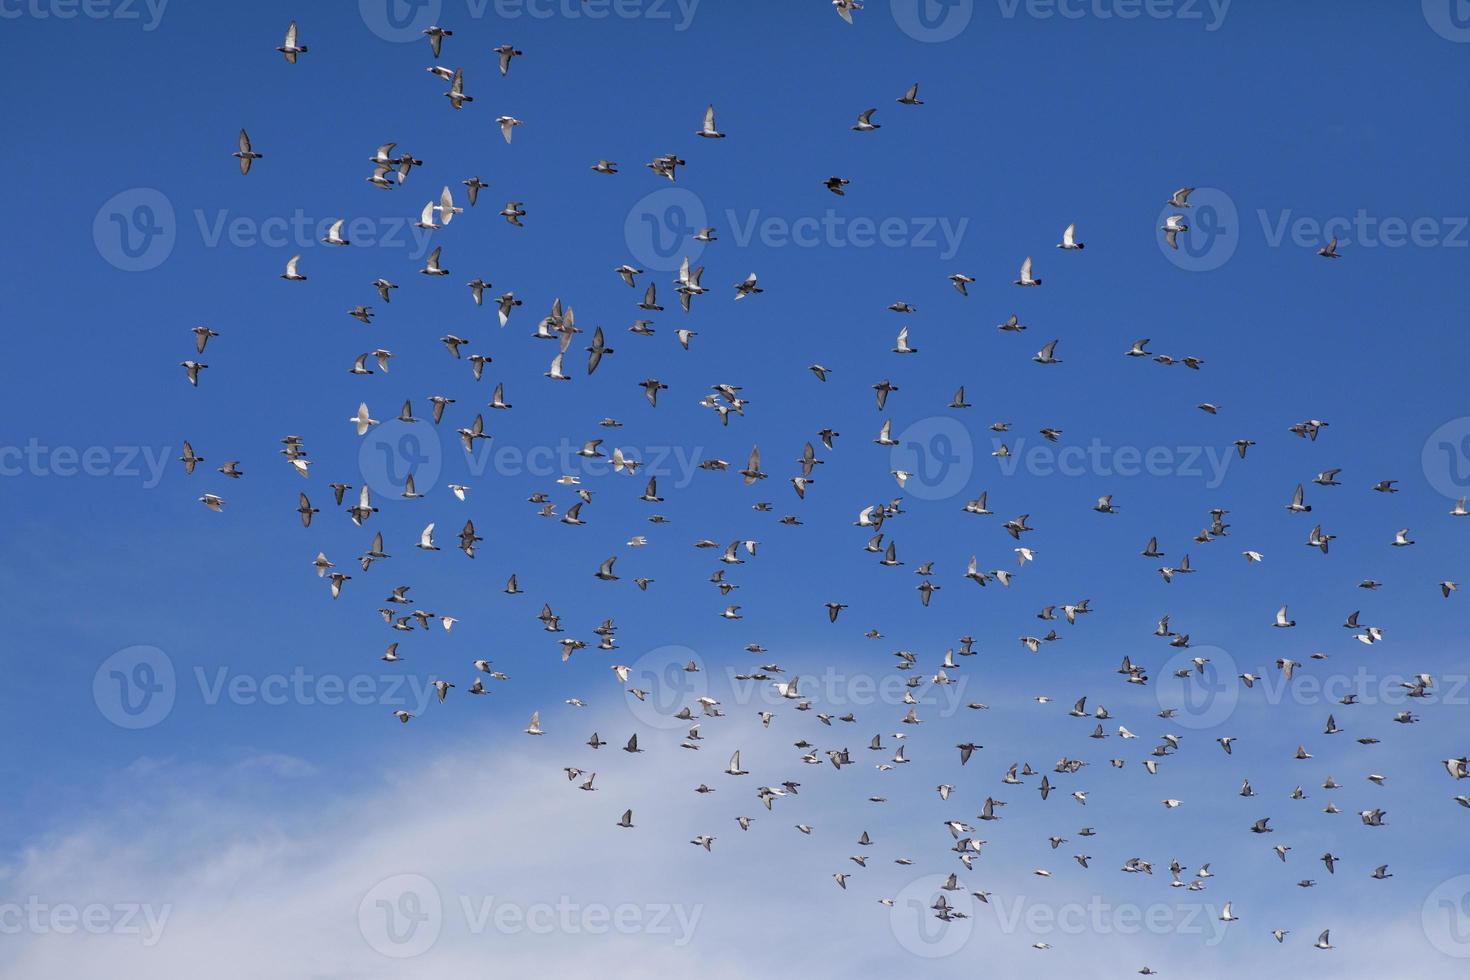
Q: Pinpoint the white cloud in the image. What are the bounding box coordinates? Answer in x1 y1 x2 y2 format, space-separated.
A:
1 715 1463 978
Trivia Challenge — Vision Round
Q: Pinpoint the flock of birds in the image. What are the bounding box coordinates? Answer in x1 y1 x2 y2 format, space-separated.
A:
173 14 1468 969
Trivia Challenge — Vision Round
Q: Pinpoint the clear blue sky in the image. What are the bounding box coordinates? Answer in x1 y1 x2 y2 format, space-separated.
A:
4 1 1470 975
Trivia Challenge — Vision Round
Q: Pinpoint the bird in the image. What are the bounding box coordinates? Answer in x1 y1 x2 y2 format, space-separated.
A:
696 104 725 138
421 246 448 276
276 20 307 63
127 26 1466 956
233 129 262 174
496 115 522 143
494 43 522 76
1160 214 1188 248
443 68 472 109
734 273 762 299
423 25 452 57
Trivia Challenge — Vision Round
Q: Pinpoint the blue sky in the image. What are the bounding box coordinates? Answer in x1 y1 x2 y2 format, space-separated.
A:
4 0 1470 975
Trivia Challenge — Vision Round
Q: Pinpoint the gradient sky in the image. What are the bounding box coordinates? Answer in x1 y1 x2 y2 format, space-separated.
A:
4 1 1470 976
